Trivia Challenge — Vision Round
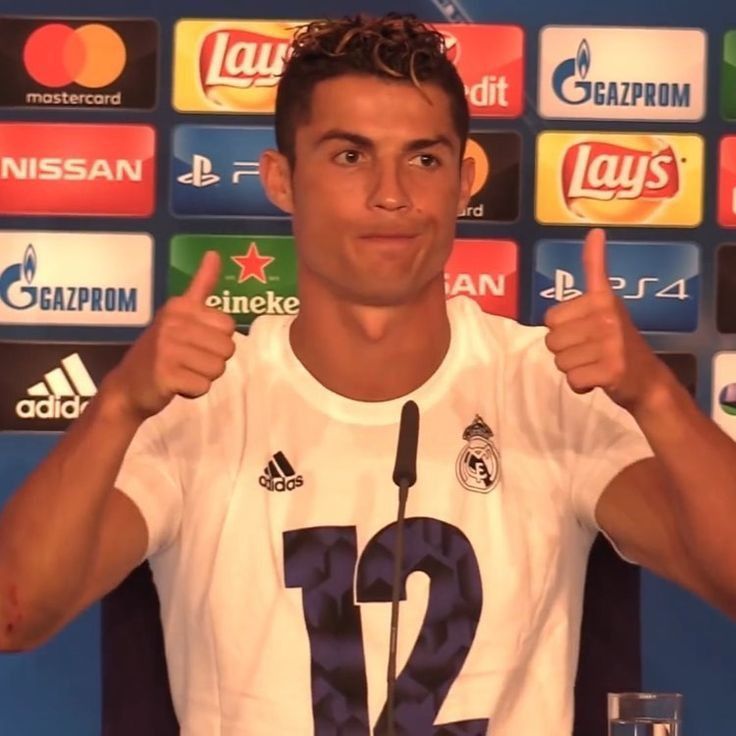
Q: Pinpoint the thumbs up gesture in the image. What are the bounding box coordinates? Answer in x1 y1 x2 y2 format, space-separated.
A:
543 229 668 413
101 251 237 423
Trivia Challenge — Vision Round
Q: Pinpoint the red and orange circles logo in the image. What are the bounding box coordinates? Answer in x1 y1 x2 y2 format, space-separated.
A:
464 138 491 197
23 23 126 89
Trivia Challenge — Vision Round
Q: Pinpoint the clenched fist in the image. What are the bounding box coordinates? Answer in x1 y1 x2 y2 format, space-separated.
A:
102 250 236 423
543 228 672 415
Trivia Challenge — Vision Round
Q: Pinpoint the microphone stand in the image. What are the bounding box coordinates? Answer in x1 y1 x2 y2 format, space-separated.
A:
386 476 410 736
385 400 419 736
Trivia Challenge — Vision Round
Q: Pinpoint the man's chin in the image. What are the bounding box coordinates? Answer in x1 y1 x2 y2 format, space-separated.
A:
300 264 446 308
340 280 443 309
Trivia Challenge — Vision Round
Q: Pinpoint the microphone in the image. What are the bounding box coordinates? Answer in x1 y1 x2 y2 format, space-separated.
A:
386 400 420 736
392 400 419 487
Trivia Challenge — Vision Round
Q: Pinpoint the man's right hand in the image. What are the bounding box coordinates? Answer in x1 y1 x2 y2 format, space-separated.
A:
103 250 237 423
0 252 237 652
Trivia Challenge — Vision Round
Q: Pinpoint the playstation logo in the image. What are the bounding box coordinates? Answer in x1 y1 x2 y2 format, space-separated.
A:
171 126 287 218
177 154 221 188
539 269 583 301
232 161 260 183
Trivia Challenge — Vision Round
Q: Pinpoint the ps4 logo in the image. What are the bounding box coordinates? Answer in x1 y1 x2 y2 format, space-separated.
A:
540 269 690 301
177 154 260 188
171 125 284 218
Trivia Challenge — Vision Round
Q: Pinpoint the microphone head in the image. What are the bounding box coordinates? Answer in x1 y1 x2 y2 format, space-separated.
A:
392 400 419 487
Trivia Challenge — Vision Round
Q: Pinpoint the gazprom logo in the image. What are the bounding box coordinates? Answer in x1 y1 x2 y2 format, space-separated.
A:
552 40 591 105
0 244 38 310
23 244 36 283
0 243 137 313
551 38 691 109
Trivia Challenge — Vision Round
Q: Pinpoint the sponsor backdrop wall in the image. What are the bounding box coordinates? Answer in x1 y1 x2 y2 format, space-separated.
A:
0 0 735 732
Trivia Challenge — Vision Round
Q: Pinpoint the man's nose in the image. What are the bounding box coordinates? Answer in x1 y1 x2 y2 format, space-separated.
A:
367 159 411 212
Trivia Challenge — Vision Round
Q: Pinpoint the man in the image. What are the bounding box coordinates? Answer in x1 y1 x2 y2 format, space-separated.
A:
1 12 735 736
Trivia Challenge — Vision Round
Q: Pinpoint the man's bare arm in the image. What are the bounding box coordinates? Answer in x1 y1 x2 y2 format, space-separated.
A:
596 381 736 619
0 391 148 650
0 250 235 651
545 228 736 618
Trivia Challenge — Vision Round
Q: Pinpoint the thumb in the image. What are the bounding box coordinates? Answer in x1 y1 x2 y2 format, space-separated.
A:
183 250 221 303
582 228 611 294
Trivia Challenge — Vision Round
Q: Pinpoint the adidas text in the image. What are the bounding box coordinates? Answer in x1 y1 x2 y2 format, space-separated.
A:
16 395 90 420
259 474 304 492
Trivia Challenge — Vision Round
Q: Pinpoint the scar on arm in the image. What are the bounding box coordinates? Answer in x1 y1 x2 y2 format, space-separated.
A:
3 584 22 635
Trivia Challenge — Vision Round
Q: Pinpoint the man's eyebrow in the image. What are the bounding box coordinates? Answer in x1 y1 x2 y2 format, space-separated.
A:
314 130 374 149
313 130 455 153
404 135 454 153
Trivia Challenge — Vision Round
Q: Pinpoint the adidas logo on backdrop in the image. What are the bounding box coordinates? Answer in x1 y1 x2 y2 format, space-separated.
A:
259 451 303 492
16 352 97 420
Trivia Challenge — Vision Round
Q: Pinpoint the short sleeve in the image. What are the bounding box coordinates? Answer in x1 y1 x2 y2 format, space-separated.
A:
115 413 183 559
562 385 654 534
498 315 655 564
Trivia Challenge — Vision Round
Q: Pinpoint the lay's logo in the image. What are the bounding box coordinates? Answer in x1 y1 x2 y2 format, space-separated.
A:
174 20 300 113
198 29 291 92
561 140 680 205
536 132 703 227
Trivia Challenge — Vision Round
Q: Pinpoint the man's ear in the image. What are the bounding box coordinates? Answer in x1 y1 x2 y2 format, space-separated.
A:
260 149 294 214
457 152 475 216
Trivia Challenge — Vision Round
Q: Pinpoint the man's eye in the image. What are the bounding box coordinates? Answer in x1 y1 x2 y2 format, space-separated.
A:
410 153 440 168
335 150 363 165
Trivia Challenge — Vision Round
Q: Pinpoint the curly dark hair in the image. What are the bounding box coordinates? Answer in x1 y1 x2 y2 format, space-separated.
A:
274 13 469 167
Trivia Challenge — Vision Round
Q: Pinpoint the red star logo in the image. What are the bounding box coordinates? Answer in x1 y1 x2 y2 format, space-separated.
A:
230 242 275 284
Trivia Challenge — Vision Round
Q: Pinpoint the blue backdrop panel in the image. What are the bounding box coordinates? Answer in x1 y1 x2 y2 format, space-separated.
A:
0 0 734 733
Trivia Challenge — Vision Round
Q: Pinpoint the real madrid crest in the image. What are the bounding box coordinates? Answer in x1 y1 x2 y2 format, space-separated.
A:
456 415 501 494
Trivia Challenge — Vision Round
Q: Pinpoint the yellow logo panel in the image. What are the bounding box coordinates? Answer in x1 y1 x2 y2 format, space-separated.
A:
173 20 302 113
535 132 704 227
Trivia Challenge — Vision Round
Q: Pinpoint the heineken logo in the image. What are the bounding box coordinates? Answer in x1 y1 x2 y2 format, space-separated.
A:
169 234 298 327
230 241 274 284
205 290 298 315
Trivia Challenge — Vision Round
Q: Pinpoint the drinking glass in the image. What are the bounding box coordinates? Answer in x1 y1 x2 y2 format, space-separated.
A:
607 692 682 736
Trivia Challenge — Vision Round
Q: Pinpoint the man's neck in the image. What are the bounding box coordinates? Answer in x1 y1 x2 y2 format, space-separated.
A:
289 280 451 402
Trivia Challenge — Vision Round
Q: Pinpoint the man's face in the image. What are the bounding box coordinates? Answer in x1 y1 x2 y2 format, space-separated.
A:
265 74 474 308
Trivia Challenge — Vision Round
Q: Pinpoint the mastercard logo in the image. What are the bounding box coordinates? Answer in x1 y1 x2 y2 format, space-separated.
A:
23 23 126 89
464 137 490 196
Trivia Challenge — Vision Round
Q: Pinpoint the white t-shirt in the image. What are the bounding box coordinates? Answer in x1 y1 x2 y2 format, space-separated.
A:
115 295 653 736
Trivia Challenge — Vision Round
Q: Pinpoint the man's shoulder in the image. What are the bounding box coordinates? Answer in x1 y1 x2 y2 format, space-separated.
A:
448 296 549 358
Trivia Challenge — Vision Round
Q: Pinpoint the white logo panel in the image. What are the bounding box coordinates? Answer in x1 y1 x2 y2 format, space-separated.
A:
538 26 706 121
712 352 736 441
0 231 153 326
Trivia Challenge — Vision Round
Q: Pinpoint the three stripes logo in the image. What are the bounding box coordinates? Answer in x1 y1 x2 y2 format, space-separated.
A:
16 352 97 420
0 342 128 431
259 451 304 492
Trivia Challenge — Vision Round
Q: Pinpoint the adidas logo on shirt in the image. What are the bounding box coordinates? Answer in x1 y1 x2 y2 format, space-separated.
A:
259 451 304 492
15 352 97 420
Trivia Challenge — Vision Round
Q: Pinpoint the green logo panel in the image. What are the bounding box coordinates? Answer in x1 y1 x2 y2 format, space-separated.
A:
169 234 298 327
722 31 736 120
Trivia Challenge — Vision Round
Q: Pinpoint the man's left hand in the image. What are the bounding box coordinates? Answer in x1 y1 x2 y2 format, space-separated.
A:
543 228 670 415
